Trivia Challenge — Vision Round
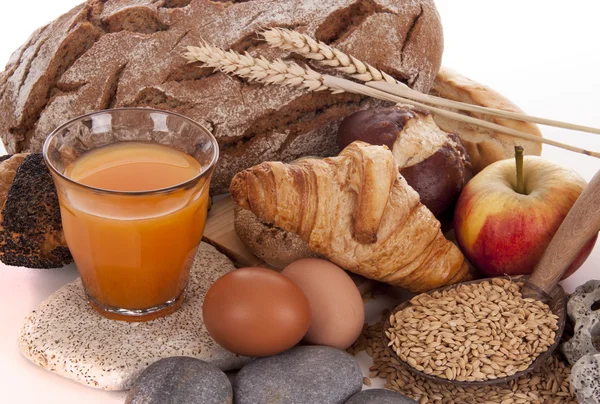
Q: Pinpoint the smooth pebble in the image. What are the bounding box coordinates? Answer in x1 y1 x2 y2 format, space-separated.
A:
234 345 362 404
126 357 232 404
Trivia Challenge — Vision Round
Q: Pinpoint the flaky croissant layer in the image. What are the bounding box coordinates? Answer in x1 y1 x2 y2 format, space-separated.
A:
230 141 469 292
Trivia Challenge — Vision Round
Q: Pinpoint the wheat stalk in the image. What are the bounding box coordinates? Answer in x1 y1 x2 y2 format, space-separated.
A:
182 42 599 157
183 42 342 93
261 27 398 84
262 28 600 138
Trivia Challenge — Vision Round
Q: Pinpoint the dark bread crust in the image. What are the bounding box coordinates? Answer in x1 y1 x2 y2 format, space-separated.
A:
0 0 444 194
0 154 72 268
234 206 319 269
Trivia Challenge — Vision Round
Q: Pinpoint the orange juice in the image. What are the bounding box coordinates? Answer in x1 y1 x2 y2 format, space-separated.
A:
60 142 209 316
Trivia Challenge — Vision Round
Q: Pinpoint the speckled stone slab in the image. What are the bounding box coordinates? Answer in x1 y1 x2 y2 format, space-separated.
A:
561 280 600 365
18 242 250 391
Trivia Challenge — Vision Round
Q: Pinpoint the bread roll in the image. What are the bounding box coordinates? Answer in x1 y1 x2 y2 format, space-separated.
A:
430 67 543 173
0 0 444 194
337 106 472 220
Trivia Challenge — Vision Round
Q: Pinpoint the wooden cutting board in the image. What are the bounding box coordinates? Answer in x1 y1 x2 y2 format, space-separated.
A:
202 196 264 268
202 197 373 294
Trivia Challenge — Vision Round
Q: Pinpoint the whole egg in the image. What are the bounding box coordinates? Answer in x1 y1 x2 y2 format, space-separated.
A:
203 267 311 357
282 259 365 349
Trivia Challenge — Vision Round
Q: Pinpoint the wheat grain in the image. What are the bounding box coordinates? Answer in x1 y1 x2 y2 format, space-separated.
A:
182 36 600 159
387 279 558 382
261 27 398 84
350 319 576 404
183 42 341 93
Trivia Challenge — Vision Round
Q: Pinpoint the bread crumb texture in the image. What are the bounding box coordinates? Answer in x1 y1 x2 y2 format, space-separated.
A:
0 0 443 193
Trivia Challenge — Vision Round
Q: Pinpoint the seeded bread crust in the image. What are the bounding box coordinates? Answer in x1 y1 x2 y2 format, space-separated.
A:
0 154 72 268
0 0 444 193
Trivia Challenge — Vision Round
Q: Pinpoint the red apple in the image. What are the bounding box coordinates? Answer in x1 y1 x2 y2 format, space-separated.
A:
454 153 597 279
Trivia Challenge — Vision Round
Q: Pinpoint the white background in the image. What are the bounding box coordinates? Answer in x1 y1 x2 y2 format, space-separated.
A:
0 1 599 403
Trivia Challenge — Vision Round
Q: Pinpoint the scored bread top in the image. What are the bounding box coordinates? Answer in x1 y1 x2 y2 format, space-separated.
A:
0 0 443 193
431 67 543 173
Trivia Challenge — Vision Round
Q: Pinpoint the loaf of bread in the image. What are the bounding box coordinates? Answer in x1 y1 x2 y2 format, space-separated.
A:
231 141 470 292
430 67 543 173
0 154 72 268
0 0 443 194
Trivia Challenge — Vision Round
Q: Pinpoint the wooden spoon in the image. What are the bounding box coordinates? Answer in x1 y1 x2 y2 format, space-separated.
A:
383 169 600 387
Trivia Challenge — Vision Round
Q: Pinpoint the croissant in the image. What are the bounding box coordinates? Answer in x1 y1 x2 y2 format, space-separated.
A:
230 141 469 292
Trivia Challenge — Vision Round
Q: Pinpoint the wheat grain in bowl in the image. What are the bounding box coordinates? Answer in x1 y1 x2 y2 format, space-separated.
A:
349 319 577 404
386 278 559 382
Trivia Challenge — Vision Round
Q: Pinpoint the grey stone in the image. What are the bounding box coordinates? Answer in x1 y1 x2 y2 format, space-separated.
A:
345 389 417 404
561 280 600 365
571 353 600 403
19 242 250 391
126 357 232 404
234 345 362 404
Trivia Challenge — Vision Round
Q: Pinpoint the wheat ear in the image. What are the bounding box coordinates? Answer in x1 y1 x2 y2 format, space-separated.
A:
261 28 398 84
182 42 598 158
183 43 344 93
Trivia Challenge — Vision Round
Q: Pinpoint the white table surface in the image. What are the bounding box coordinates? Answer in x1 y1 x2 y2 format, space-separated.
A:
1 1 599 403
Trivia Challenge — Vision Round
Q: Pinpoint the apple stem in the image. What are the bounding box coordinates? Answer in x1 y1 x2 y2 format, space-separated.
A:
515 145 525 194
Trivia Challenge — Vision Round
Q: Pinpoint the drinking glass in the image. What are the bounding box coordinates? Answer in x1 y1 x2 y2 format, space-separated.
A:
43 108 218 321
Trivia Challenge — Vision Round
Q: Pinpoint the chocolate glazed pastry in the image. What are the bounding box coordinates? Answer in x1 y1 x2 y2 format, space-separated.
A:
338 107 472 221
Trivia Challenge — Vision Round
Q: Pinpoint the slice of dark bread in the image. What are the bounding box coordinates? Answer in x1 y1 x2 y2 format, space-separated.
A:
0 154 72 268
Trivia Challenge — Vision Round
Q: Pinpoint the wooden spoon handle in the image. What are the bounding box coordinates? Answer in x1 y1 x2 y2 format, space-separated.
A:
525 170 600 296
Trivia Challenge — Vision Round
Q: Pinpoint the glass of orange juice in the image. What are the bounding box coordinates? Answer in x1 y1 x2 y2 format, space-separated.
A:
43 108 218 322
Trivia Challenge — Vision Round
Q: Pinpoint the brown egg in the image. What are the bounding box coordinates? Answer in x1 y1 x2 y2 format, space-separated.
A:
202 267 311 357
282 259 365 349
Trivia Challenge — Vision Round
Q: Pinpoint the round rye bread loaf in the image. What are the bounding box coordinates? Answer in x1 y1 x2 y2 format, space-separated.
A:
0 0 443 193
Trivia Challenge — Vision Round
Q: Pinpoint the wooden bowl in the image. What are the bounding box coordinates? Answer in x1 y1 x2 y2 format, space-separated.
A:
382 275 567 387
